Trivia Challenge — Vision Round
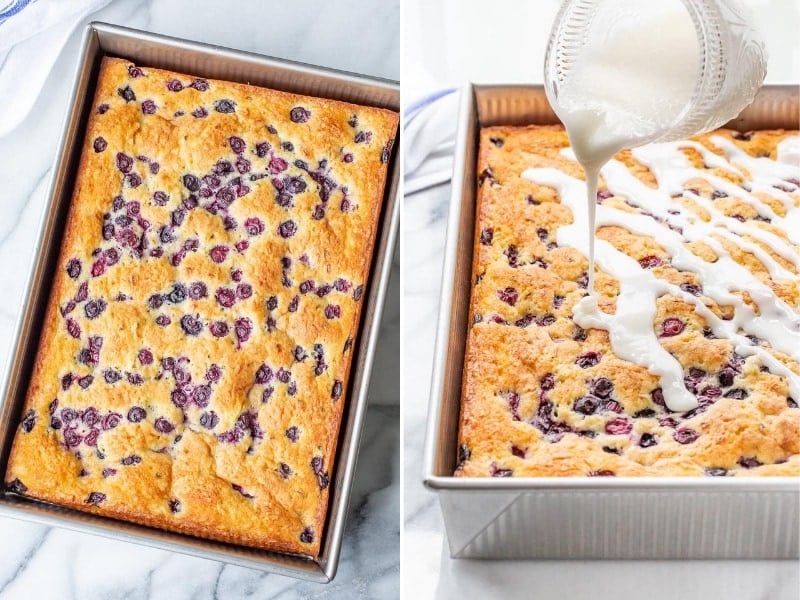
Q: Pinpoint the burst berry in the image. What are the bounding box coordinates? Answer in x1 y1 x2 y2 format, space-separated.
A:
660 318 685 337
497 287 518 306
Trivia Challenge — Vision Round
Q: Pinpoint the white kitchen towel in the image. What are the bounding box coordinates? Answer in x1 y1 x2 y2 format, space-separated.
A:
403 88 460 195
0 0 111 137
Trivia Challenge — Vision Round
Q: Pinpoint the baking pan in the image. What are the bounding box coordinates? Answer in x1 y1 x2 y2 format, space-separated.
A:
423 83 800 559
0 22 399 583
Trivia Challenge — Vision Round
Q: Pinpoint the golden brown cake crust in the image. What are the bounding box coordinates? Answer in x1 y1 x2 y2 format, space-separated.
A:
5 57 398 556
457 125 800 478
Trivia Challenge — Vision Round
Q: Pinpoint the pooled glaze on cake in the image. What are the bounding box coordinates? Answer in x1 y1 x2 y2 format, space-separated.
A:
5 57 398 556
457 125 800 478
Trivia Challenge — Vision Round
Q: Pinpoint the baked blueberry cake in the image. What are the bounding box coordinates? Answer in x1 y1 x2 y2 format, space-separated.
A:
457 124 800 477
5 57 397 556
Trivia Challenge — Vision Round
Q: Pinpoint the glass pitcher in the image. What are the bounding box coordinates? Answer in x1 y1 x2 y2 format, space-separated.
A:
544 0 768 147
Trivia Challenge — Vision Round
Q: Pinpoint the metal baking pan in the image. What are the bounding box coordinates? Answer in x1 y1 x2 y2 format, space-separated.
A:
0 22 399 583
423 83 800 560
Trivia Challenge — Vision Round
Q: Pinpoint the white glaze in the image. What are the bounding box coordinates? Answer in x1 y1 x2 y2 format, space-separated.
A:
523 137 800 410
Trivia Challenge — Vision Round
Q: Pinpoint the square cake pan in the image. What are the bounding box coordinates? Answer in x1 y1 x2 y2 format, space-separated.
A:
423 83 800 560
0 22 399 583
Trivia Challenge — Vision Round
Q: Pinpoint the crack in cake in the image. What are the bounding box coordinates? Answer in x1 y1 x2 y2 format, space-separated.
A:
457 124 800 477
4 57 398 556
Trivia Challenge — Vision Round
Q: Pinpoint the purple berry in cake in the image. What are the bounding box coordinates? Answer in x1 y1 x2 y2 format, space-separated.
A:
154 417 174 433
278 220 297 238
118 86 136 102
86 491 107 505
638 255 663 269
215 99 236 113
290 107 311 123
497 287 518 306
575 352 601 368
605 417 632 435
660 318 685 337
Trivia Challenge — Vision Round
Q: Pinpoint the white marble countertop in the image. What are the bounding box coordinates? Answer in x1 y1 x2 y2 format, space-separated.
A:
0 0 399 598
402 1 800 598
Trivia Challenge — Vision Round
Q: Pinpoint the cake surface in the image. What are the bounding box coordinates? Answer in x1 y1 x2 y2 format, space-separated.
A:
457 124 800 477
5 57 397 556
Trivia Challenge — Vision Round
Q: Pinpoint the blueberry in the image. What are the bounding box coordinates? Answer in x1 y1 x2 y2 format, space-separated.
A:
97 104 110 114
192 107 208 118
191 79 209 91
193 385 211 408
680 282 702 296
86 492 107 505
121 455 142 466
65 317 81 339
234 317 252 345
118 86 136 102
84 299 107 320
276 367 291 384
209 245 229 263
724 388 749 400
141 99 157 114
288 296 299 312
116 152 133 173
705 468 728 476
638 432 658 448
266 296 278 311
155 315 171 327
573 395 600 415
331 380 343 400
93 137 107 153
255 364 273 384
278 220 297 238
180 314 203 336
299 526 314 544
244 217 264 236
381 139 394 163
188 281 208 300
20 409 36 433
590 378 614 399
575 352 601 368
153 191 169 206
660 318 685 337
215 287 236 308
638 255 663 269
229 136 246 154
167 283 188 304
262 386 274 403
718 368 736 387
154 417 174 433
255 141 270 157
497 287 518 306
199 411 219 429
605 417 632 435
214 99 236 113
673 428 699 444
633 408 656 418
183 174 200 192
290 107 311 123
324 304 341 319
209 321 229 337
75 281 89 303
738 456 762 469
100 412 121 430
